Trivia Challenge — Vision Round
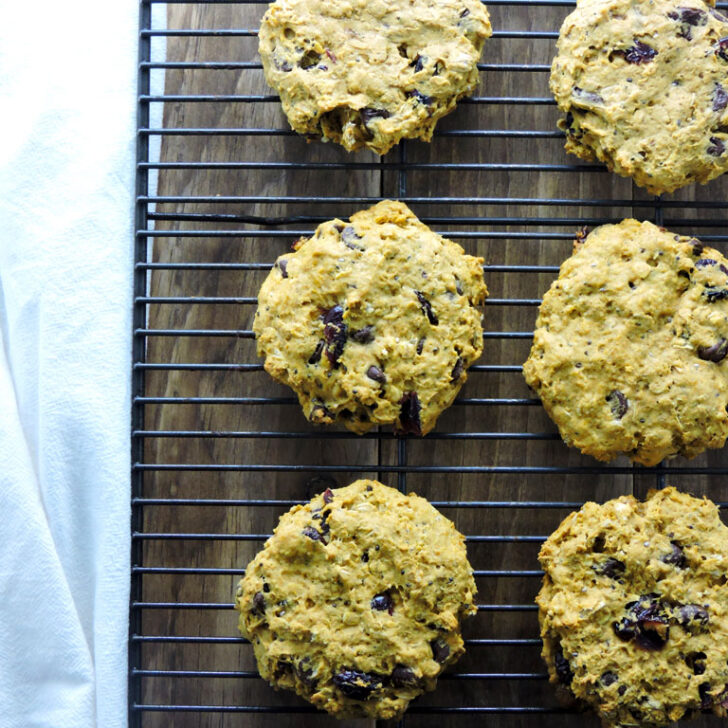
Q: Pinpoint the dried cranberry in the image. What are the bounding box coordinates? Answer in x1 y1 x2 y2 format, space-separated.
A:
415 291 439 325
601 671 619 686
397 391 422 436
460 8 470 17
302 526 322 541
714 84 728 112
450 357 464 382
698 339 728 362
391 665 419 688
668 6 707 39
554 645 574 685
696 258 719 268
371 592 394 614
252 591 266 615
606 390 629 419
410 54 425 72
323 305 348 365
322 488 334 504
308 339 325 364
351 326 374 344
366 365 386 384
333 669 382 700
430 638 450 663
276 258 289 278
635 624 669 650
613 618 637 641
596 557 626 579
661 541 688 567
686 651 707 675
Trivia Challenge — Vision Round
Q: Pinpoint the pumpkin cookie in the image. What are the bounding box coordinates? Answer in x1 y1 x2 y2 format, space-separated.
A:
551 0 728 194
538 487 728 728
254 200 488 435
523 219 728 466
258 0 492 153
235 479 477 719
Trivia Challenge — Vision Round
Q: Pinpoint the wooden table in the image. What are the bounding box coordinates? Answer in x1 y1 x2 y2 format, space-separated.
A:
134 2 728 726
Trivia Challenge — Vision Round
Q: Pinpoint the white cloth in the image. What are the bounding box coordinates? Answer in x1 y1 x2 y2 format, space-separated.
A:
0 2 141 725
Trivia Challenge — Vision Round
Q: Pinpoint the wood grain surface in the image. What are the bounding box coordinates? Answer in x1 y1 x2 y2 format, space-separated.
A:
135 2 728 727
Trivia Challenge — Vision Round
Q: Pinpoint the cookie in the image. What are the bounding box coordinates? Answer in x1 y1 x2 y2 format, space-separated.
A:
235 479 477 719
254 200 488 435
537 487 728 728
523 219 728 466
258 0 492 154
550 0 728 194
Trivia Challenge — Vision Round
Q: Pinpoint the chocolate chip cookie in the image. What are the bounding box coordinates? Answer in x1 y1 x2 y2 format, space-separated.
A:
235 479 477 719
523 219 728 466
254 200 488 435
538 487 728 728
258 0 492 154
551 0 728 194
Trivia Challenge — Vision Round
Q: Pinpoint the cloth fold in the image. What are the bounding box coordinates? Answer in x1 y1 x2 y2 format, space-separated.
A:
0 1 144 725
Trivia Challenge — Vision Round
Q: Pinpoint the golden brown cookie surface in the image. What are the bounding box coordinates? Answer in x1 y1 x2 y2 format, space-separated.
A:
551 0 728 194
258 0 492 154
235 479 477 719
537 487 728 728
254 200 488 435
523 219 728 466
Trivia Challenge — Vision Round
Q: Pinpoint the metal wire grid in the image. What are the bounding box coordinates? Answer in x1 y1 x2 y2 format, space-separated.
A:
131 1 728 725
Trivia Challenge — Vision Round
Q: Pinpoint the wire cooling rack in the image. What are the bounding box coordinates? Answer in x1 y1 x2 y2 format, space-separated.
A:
131 1 728 726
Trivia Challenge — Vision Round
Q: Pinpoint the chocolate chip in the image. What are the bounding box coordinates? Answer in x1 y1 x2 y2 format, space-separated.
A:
606 390 628 419
601 671 619 686
699 682 713 710
333 222 345 233
341 225 364 251
371 592 394 614
322 488 334 504
302 526 322 541
430 638 450 663
698 339 728 362
695 258 719 268
351 326 374 344
718 37 728 61
662 541 688 567
668 6 707 39
252 591 266 615
686 651 708 675
406 89 434 106
592 535 606 553
308 339 325 364
360 108 391 125
263 582 270 593
416 337 425 355
450 357 464 383
614 597 670 650
295 663 317 690
391 665 419 688
554 644 574 685
276 258 289 278
299 50 321 69
596 557 626 579
333 669 382 700
397 391 422 436
704 286 728 302
366 365 386 384
708 136 727 156
323 305 347 365
618 684 627 696
410 54 425 72
572 86 605 105
613 618 638 642
635 624 669 650
693 241 705 256
715 84 728 112
613 40 658 64
677 603 709 627
415 291 439 325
